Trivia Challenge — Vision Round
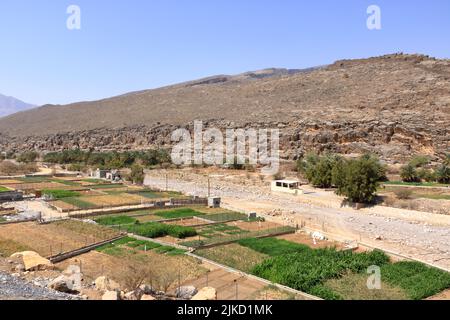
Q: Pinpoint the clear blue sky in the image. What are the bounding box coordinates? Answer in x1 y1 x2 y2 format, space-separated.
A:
0 0 449 106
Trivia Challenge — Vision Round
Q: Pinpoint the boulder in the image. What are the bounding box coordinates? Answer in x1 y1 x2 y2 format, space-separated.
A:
102 290 120 300
95 276 120 292
191 287 217 300
11 251 53 271
141 294 156 301
123 289 143 301
14 264 25 273
176 286 198 299
49 275 78 293
139 284 154 295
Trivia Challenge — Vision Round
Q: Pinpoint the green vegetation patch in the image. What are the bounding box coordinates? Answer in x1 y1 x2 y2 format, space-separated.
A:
123 222 197 239
381 261 450 300
61 197 96 210
0 186 10 193
384 181 449 187
43 189 80 199
238 237 310 257
154 208 205 219
95 215 137 226
322 273 408 300
89 184 124 189
203 212 248 222
251 246 390 295
17 176 50 183
96 236 185 256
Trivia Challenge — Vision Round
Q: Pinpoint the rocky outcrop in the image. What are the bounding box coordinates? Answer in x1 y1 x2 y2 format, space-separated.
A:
1 54 449 163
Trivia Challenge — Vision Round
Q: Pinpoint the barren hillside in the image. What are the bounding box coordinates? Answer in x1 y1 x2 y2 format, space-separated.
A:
0 54 449 162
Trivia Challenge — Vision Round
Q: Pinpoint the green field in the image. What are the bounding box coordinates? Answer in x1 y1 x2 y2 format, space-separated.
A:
154 208 205 219
61 197 96 210
181 226 295 248
122 222 197 239
384 181 449 187
0 186 10 193
232 237 450 300
89 184 124 189
202 212 248 222
95 215 137 226
96 236 186 256
43 189 80 199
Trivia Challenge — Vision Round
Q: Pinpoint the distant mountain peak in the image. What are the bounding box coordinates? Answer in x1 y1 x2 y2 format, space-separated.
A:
0 94 36 118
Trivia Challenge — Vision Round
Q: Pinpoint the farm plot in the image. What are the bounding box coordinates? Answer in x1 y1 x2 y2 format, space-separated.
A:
57 239 207 292
0 220 120 257
55 193 148 210
234 237 450 300
6 181 83 192
181 223 295 248
0 186 11 192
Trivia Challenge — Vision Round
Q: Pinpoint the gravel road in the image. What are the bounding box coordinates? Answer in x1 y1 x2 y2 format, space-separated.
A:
0 272 78 300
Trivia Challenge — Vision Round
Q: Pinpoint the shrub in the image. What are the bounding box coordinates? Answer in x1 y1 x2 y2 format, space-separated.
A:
16 151 39 163
394 189 413 200
409 156 430 168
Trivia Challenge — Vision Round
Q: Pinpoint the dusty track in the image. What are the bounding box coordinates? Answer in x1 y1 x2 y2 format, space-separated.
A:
145 170 450 269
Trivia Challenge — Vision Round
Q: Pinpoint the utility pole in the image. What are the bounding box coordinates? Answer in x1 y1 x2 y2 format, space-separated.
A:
207 176 211 198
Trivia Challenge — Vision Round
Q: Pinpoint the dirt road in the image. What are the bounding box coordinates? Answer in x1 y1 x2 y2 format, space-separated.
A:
145 170 450 269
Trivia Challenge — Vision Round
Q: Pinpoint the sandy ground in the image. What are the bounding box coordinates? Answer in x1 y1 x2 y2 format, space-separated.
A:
144 169 450 269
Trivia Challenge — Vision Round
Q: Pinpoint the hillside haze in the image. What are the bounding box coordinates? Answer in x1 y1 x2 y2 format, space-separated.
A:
0 54 449 162
0 94 35 118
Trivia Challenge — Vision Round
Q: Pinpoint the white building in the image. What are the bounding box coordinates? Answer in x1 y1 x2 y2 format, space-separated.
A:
271 180 303 195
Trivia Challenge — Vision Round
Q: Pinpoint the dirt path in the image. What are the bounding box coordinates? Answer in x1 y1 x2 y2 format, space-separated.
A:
144 170 450 269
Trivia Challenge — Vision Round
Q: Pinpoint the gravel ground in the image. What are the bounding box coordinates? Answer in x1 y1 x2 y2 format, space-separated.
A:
0 272 79 300
144 170 450 269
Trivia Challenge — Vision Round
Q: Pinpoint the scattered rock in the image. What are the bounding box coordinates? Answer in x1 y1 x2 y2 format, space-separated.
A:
141 294 156 301
123 289 143 300
49 275 74 293
14 264 25 273
191 287 217 300
11 251 53 271
176 286 198 299
139 284 154 295
102 290 120 301
94 276 120 292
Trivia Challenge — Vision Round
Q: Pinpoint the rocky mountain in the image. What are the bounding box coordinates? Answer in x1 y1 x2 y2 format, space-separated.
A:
0 54 449 162
0 94 35 118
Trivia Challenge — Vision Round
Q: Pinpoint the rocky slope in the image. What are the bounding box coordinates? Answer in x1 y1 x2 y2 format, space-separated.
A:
0 54 449 162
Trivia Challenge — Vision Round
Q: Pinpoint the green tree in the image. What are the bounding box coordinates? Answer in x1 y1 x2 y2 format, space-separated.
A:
335 155 385 204
16 151 39 163
400 164 421 183
409 155 430 168
130 164 145 185
436 165 450 184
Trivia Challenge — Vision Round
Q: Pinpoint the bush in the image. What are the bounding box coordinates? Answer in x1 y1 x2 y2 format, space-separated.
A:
409 156 430 168
300 154 342 188
394 189 413 200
